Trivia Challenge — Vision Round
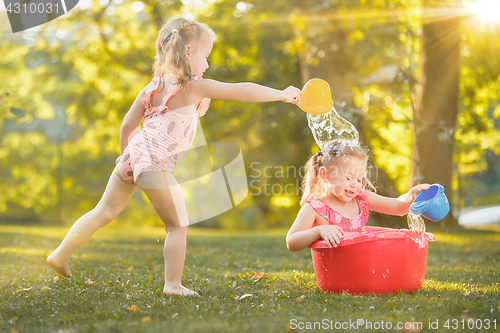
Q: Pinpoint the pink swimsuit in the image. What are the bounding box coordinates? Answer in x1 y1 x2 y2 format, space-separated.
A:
118 75 211 185
305 192 369 231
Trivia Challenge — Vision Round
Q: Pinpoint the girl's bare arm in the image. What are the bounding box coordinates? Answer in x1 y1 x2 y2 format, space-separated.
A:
365 184 430 216
286 205 344 252
119 89 147 154
192 79 301 104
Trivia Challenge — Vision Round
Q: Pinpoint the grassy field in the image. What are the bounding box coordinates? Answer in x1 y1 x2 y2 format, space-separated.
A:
0 223 499 333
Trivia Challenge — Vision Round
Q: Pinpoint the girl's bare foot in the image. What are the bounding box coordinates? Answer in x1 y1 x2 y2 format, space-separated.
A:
47 253 72 278
163 284 199 297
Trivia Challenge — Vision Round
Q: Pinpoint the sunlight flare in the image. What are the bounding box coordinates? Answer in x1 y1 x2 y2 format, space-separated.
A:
464 0 500 25
474 0 500 21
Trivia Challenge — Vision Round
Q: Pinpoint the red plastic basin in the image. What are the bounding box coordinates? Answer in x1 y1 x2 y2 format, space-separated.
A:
308 226 435 294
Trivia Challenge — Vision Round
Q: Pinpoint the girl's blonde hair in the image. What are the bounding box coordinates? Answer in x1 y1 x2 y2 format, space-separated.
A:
153 16 216 89
300 140 376 206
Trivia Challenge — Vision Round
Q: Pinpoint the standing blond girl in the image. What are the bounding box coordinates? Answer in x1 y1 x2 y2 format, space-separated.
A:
286 140 429 252
48 16 301 296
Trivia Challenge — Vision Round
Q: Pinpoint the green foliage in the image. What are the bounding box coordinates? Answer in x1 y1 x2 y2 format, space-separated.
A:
1 0 499 226
0 1 170 222
454 15 500 208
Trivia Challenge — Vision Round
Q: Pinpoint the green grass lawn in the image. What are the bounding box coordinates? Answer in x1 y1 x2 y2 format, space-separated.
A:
0 223 499 333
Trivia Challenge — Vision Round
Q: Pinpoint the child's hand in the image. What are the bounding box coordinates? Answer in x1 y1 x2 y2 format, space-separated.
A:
282 86 301 105
407 183 430 202
318 225 344 248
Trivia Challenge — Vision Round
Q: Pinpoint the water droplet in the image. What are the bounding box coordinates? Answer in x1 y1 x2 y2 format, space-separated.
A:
407 212 425 233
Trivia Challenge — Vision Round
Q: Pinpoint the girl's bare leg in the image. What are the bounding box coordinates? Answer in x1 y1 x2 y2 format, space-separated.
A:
47 167 137 277
139 171 197 297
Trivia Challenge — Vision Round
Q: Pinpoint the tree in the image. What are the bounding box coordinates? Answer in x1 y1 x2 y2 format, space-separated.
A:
414 0 461 227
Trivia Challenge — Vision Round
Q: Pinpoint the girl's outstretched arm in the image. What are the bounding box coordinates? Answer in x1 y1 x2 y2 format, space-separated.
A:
365 184 430 216
192 79 301 104
119 89 147 154
286 204 344 252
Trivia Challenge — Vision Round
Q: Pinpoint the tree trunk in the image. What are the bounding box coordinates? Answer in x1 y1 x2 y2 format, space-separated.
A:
415 0 461 227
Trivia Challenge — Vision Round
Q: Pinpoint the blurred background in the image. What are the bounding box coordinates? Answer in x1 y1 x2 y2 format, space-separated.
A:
1 0 499 229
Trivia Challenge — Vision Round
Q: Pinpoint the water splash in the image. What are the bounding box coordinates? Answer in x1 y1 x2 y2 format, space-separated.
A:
307 106 359 149
410 199 431 211
407 211 426 233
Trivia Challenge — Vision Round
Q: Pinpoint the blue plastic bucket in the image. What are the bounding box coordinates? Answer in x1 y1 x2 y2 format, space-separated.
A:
409 184 450 222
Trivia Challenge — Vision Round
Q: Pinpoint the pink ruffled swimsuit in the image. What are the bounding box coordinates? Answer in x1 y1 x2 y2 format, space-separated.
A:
305 192 369 231
118 75 211 185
